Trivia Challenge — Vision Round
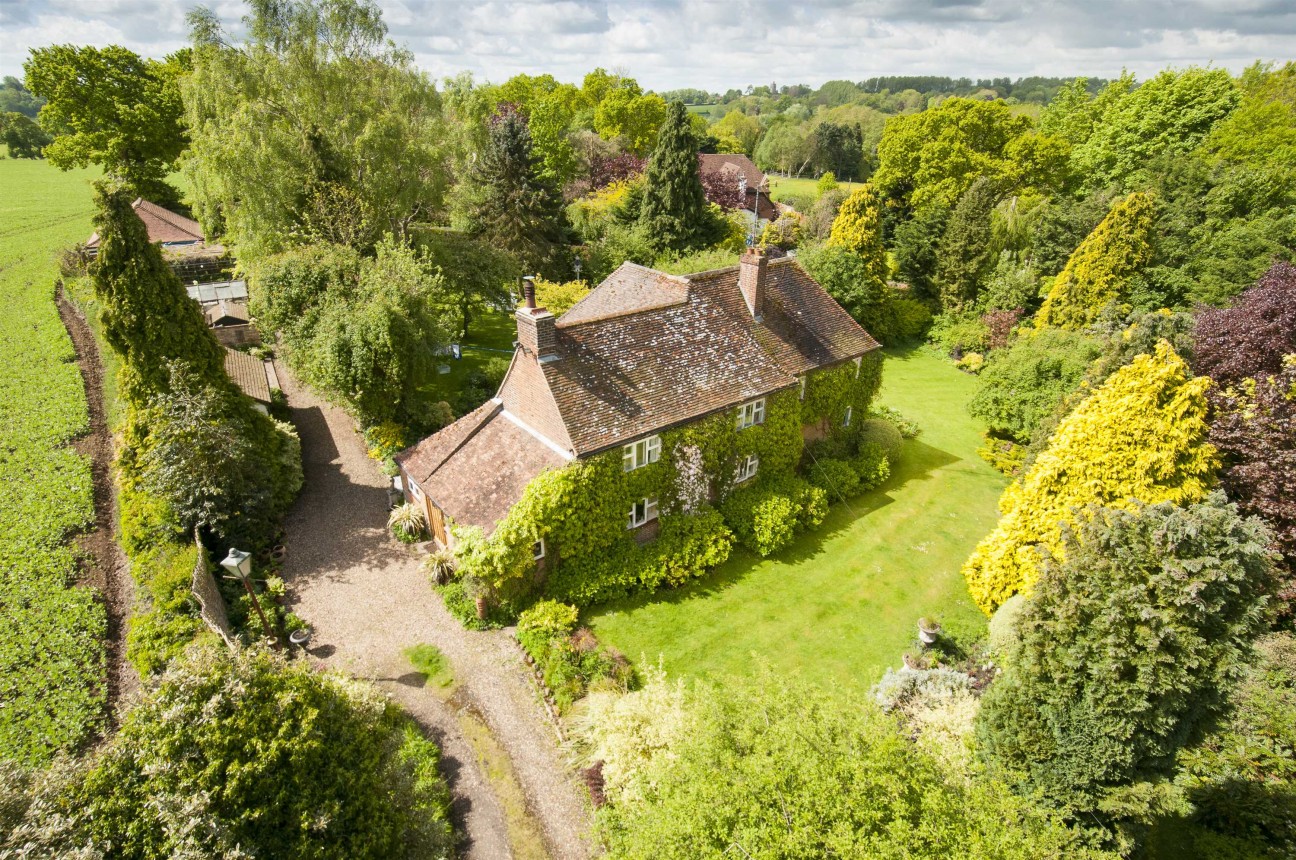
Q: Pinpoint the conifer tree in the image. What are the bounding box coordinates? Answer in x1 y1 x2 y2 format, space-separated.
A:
962 341 1217 613
935 177 999 310
91 182 229 405
978 494 1274 830
1035 191 1157 330
639 101 710 254
466 104 570 277
826 183 888 287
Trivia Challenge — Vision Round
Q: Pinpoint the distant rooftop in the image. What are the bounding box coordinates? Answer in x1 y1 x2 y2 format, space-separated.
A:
188 280 248 304
86 198 205 249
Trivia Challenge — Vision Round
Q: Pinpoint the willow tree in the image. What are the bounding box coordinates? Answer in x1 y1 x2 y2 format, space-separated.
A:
182 0 448 261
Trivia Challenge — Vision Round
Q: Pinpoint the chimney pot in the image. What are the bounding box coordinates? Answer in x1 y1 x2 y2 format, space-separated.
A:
522 276 537 310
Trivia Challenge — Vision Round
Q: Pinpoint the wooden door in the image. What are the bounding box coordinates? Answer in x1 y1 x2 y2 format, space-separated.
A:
426 500 448 546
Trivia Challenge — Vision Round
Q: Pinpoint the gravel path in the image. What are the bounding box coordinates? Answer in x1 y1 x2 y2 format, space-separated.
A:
276 364 594 860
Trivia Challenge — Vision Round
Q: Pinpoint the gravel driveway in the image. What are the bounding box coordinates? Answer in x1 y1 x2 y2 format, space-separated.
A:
276 364 594 860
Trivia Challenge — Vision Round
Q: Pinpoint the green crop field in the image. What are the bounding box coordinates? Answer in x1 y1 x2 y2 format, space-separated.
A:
589 347 1007 696
0 156 107 765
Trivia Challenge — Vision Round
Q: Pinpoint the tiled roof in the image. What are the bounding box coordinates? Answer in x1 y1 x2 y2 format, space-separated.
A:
395 402 566 533
205 300 250 327
698 153 767 190
558 263 688 326
87 198 205 249
223 348 271 403
499 256 880 456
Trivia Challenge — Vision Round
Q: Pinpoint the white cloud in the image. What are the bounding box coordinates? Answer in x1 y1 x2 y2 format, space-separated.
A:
3 0 1291 91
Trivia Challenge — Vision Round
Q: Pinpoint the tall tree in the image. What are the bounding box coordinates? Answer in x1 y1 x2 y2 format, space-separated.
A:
91 183 226 405
24 44 187 202
0 112 50 158
979 494 1274 837
962 341 1217 613
935 177 1000 310
892 203 949 302
639 101 710 255
826 183 888 286
183 0 448 261
465 104 571 278
1035 192 1157 330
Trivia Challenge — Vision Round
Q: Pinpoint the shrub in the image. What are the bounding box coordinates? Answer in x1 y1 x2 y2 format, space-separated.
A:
977 494 1275 834
516 601 630 712
870 405 920 438
720 485 798 556
70 647 454 859
807 457 860 500
956 352 984 373
422 548 457 585
388 503 426 543
516 599 579 655
962 341 1218 613
1035 192 1158 330
986 594 1027 660
364 421 408 463
877 295 934 342
856 418 903 459
977 433 1027 477
967 327 1102 443
982 307 1023 351
929 310 990 356
851 442 891 490
1193 261 1296 388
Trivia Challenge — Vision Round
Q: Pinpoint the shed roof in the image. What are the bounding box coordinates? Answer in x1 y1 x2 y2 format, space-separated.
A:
87 198 205 249
223 348 271 404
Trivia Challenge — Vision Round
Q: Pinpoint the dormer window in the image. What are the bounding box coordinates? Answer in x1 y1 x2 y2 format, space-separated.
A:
735 454 759 483
627 497 659 529
622 435 661 471
735 398 766 430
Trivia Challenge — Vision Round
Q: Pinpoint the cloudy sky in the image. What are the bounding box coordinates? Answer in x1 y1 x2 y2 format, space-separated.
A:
2 0 1292 91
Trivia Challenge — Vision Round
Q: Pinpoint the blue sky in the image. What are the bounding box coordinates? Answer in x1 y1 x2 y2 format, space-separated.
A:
2 0 1292 90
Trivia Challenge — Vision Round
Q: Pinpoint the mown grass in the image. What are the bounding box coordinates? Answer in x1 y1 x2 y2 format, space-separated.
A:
416 309 516 410
767 175 866 204
588 347 1007 694
0 156 107 764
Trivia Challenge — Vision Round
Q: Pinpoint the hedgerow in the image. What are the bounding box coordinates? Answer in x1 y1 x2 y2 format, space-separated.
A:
962 341 1217 613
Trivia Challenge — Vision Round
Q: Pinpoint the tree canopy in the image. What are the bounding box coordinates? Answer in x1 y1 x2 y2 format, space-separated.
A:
639 101 711 254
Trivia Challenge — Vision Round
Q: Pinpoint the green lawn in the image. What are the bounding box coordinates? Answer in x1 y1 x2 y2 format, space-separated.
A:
588 347 1008 693
418 309 517 408
767 175 866 205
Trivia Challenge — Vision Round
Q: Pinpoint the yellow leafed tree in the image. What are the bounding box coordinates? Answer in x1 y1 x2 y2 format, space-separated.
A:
962 341 1217 613
1035 191 1157 330
826 183 889 286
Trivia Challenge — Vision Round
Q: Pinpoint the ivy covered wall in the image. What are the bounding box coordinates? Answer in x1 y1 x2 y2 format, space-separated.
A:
454 353 883 612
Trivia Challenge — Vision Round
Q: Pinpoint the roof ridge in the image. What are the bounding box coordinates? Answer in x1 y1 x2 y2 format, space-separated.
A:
424 401 502 480
133 198 204 239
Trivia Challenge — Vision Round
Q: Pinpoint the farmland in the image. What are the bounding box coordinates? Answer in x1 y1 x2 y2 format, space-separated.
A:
0 156 106 765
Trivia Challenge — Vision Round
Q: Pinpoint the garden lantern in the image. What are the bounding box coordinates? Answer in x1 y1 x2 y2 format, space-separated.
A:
220 547 280 650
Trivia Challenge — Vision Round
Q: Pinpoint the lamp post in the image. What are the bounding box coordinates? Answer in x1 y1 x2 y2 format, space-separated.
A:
220 548 281 650
573 255 583 284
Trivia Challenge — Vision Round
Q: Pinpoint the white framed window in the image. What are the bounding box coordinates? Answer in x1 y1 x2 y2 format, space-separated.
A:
409 480 424 500
735 398 766 430
622 435 662 471
843 406 853 427
627 497 659 529
533 539 545 560
854 356 863 379
799 375 807 401
735 454 759 483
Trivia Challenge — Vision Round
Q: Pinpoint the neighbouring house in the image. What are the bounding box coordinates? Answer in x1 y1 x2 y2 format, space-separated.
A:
396 248 882 609
698 153 780 223
223 347 276 413
85 198 232 283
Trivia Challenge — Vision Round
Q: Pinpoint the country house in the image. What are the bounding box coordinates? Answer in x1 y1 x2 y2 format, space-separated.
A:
397 248 881 569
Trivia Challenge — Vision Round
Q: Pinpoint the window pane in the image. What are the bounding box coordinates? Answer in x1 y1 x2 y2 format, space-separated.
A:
646 498 658 519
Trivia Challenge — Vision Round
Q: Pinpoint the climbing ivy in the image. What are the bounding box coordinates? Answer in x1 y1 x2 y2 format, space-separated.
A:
454 355 883 612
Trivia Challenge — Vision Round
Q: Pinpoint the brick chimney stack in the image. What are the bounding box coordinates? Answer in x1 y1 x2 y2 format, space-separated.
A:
516 276 558 361
738 246 767 321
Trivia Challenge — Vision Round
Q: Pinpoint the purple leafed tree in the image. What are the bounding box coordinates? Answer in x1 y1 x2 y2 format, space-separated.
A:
1193 261 1296 387
698 158 745 211
588 152 645 190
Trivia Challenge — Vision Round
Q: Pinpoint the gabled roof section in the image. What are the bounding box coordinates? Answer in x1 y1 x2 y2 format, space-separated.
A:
395 400 566 534
558 263 689 327
223 347 271 404
698 153 767 189
87 198 206 249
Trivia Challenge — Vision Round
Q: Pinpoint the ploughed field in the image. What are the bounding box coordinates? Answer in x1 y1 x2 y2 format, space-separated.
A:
0 156 105 764
589 347 1008 693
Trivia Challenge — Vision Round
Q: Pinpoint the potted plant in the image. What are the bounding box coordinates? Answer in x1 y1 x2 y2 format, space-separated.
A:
918 617 941 645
